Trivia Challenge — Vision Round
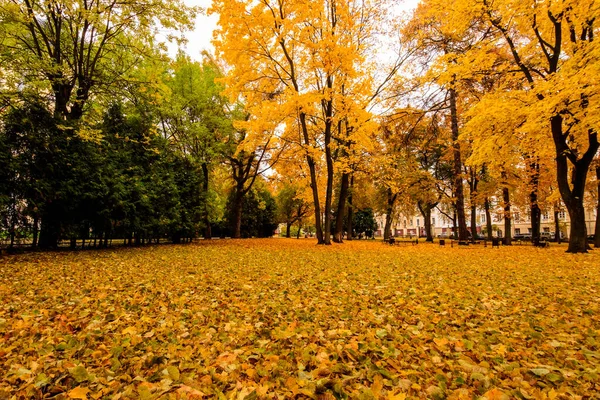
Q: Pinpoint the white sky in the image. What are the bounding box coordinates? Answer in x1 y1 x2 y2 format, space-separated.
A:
174 0 218 59
173 0 420 61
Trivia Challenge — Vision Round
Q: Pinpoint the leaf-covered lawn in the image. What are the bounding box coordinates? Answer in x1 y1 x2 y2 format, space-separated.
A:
1 240 599 399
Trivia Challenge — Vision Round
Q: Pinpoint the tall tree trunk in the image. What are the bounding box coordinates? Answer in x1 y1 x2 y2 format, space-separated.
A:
346 175 354 240
469 168 479 241
552 116 598 252
333 172 350 243
32 216 39 248
418 202 434 242
299 113 324 244
231 187 244 239
383 189 397 241
595 166 600 248
39 211 61 249
484 197 493 240
286 222 292 238
449 87 469 240
503 187 512 245
529 161 541 244
202 162 212 240
452 210 457 239
322 101 334 245
553 203 562 244
470 205 477 241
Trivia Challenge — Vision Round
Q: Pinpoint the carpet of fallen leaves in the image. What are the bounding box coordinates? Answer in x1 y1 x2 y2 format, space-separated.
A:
1 239 599 400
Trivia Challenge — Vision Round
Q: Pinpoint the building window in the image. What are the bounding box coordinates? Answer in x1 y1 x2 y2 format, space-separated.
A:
558 211 566 220
542 211 549 220
515 228 521 234
432 217 436 225
417 218 420 226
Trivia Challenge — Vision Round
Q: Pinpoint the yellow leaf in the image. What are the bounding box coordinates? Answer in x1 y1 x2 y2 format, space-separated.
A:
122 326 137 335
68 386 90 399
388 393 407 400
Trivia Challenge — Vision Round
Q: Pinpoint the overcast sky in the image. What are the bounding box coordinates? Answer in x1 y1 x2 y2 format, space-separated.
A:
173 0 420 60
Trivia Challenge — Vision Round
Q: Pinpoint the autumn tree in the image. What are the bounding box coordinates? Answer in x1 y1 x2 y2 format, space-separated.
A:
212 0 399 244
0 0 196 121
466 0 599 252
402 0 493 241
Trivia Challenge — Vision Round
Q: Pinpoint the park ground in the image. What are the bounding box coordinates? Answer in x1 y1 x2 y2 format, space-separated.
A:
1 239 599 399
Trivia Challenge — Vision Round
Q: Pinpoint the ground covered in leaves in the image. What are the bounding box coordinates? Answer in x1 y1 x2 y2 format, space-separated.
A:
1 239 599 399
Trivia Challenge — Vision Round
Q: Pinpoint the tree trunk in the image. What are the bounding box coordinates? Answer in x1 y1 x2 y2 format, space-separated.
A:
418 202 434 242
594 166 600 248
322 102 334 245
202 162 212 240
452 210 457 239
551 116 598 253
449 87 469 240
484 198 493 240
554 204 562 244
299 113 324 244
346 175 354 240
529 161 541 244
383 189 397 241
468 168 479 241
503 187 512 246
32 216 39 248
286 222 292 238
333 172 350 243
231 188 244 239
39 212 61 249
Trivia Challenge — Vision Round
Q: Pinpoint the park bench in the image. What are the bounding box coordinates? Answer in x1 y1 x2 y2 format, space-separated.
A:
534 240 549 248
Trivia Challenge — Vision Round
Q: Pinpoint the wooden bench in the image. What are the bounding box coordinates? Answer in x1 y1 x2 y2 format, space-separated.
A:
534 240 549 248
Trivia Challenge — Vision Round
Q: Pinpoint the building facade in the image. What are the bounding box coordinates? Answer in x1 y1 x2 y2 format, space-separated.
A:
375 206 597 239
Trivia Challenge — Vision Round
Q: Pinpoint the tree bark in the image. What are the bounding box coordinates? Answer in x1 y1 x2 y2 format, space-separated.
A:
39 210 61 249
552 116 598 253
333 172 350 243
299 113 324 244
528 161 541 244
346 175 354 240
322 97 334 245
383 188 397 241
286 222 292 238
449 87 469 240
231 186 244 239
484 197 493 240
554 204 562 244
468 168 479 241
503 187 512 245
418 202 434 242
32 216 39 248
595 166 600 248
